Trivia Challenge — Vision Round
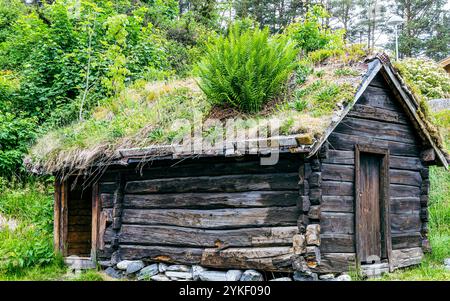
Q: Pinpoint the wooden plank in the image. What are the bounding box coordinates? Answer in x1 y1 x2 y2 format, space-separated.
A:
357 86 401 111
68 209 91 216
122 207 301 229
369 73 390 89
322 164 354 182
390 184 421 198
91 183 99 259
321 196 354 213
328 132 419 157
320 212 354 234
322 150 355 165
320 234 355 253
68 216 91 225
392 232 422 249
200 247 293 272
68 231 91 241
101 194 114 208
117 225 298 248
322 151 423 171
391 213 421 233
347 104 408 125
121 158 301 181
335 117 417 144
123 191 299 209
391 156 423 171
125 173 299 194
99 182 118 194
310 253 356 273
390 198 421 214
322 181 354 196
391 247 423 269
61 181 68 256
321 232 419 253
390 170 422 187
54 181 61 253
119 245 204 265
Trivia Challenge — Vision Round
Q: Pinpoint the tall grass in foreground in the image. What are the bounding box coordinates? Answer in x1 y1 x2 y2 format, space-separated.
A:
377 166 450 281
0 180 62 277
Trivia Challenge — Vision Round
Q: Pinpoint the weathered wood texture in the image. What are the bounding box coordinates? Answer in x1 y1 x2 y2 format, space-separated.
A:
320 75 426 268
97 156 302 270
67 183 92 257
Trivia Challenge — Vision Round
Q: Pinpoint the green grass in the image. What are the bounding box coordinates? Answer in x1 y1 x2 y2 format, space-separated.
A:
374 167 450 281
0 180 56 278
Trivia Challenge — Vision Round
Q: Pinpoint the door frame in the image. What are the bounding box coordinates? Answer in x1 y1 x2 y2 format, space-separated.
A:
355 145 393 272
54 179 100 261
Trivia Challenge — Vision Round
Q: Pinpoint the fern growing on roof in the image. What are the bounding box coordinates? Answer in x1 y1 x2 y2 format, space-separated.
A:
196 20 298 113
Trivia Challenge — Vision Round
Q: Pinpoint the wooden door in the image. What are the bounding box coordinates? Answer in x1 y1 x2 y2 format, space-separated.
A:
358 153 382 263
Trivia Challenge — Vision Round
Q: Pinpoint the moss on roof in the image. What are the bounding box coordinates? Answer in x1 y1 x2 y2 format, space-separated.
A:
27 49 448 175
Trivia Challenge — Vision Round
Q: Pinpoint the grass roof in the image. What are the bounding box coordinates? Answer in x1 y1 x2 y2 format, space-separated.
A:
26 49 449 175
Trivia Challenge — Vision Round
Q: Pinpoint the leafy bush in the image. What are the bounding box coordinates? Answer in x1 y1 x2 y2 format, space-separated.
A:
0 112 37 178
0 1 172 125
394 58 450 101
197 20 298 113
286 5 344 54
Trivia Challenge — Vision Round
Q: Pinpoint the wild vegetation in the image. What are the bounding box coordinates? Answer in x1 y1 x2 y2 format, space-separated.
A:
0 0 448 281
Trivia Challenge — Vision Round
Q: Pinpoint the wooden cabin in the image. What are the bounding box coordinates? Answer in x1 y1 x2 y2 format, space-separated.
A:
51 54 448 276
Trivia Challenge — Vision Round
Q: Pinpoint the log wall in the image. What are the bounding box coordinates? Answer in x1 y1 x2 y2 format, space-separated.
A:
96 156 303 271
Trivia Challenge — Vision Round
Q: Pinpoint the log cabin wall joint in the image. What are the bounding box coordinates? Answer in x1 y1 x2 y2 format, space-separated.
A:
110 172 125 263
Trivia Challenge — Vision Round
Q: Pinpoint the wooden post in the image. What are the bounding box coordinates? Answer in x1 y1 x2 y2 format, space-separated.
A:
60 180 68 256
91 183 100 261
53 180 61 254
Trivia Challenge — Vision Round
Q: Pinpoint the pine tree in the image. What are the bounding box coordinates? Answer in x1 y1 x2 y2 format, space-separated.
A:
394 0 449 60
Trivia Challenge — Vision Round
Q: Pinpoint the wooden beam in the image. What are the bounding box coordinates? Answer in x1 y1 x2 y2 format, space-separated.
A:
91 183 100 260
53 180 61 254
60 181 68 256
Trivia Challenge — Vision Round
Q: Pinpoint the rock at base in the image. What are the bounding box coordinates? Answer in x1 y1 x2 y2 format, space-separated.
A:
269 277 292 281
293 271 318 281
335 274 352 281
166 264 191 272
104 267 122 279
199 271 227 281
137 264 159 280
226 270 243 281
192 265 207 281
165 271 193 280
126 261 145 274
158 263 168 273
116 260 133 270
151 274 171 281
240 270 264 281
319 274 335 280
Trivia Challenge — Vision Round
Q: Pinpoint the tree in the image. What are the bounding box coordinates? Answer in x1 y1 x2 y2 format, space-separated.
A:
234 0 308 32
394 0 449 60
328 0 357 41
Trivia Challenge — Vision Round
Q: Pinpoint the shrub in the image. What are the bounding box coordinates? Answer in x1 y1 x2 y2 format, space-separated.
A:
394 58 450 101
285 5 345 54
197 20 298 113
0 181 56 275
0 112 37 178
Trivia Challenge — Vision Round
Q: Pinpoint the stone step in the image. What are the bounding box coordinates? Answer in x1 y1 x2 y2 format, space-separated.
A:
65 256 96 270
